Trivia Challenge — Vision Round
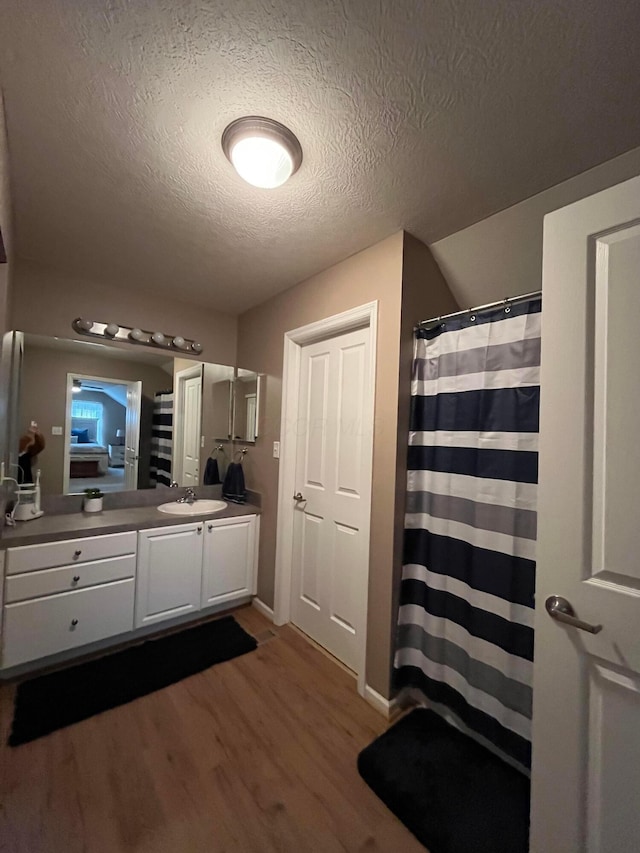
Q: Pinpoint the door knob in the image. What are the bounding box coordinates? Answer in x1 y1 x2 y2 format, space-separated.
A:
545 595 602 634
293 492 305 502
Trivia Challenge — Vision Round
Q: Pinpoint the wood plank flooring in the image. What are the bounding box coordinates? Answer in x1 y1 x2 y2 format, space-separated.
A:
0 607 425 852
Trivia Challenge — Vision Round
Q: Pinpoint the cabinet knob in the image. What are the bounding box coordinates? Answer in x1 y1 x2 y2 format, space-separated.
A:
197 526 202 534
73 550 82 559
70 618 79 629
72 575 80 584
208 524 213 532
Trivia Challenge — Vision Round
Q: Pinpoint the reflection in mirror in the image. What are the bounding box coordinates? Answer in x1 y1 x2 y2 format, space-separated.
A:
172 360 235 487
233 369 261 443
63 372 142 495
0 331 23 479
199 363 234 486
11 332 234 497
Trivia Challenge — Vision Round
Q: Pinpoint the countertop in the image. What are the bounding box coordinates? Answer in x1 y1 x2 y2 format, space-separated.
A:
0 501 261 548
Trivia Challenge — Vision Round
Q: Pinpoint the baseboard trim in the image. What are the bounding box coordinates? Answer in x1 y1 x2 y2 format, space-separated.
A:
364 684 399 719
252 597 274 621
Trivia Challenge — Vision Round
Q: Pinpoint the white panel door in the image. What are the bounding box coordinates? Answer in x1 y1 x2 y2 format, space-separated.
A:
181 375 202 486
291 326 372 671
135 523 203 627
201 515 256 608
531 175 640 853
124 380 142 490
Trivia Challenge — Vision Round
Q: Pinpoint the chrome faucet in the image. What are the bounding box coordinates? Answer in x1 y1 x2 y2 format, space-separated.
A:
177 487 197 505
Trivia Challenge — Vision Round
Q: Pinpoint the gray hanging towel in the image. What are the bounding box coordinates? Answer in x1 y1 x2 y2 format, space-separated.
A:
203 457 221 485
222 462 246 504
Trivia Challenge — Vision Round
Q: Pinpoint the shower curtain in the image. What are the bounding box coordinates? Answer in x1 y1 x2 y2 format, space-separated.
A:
150 391 173 487
394 296 541 770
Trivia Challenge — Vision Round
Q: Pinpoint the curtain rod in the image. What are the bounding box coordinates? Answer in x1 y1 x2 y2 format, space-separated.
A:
415 290 542 331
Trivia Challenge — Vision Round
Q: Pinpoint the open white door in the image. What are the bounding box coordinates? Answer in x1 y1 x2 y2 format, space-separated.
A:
174 364 203 487
181 375 202 486
531 175 640 852
124 380 142 490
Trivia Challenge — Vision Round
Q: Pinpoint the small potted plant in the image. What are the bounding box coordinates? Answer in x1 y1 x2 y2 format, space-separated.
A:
83 488 104 513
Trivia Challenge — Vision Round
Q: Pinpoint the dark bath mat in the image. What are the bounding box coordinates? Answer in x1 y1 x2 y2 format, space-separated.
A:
9 615 257 746
358 708 530 853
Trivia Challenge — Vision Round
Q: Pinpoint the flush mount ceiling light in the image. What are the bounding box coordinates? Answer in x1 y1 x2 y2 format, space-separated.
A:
222 116 302 189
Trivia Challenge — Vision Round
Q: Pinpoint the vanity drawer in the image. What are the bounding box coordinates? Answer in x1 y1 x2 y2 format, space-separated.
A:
5 532 137 575
5 554 136 603
1 578 135 669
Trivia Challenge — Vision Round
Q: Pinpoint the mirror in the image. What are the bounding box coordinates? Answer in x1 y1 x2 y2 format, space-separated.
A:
233 369 261 443
9 331 235 496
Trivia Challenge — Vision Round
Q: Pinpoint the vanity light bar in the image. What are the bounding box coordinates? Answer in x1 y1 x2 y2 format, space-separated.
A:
72 318 203 354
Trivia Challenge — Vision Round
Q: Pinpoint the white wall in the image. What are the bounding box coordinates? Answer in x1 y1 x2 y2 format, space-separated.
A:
430 146 640 309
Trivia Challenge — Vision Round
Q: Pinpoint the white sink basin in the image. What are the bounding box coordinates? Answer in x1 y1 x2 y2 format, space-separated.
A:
157 500 227 516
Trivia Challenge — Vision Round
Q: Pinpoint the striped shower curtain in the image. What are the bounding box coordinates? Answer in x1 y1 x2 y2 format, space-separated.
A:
394 296 541 770
150 391 173 487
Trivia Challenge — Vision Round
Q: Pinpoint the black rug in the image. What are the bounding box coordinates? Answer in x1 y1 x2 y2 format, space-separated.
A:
358 708 530 853
9 615 257 746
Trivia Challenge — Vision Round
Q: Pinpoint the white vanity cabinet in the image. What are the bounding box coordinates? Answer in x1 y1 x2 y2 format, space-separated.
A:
202 515 258 608
136 514 259 629
2 532 137 669
0 513 259 672
135 522 204 628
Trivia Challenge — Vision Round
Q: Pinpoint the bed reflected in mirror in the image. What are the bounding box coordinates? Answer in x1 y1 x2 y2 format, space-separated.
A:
65 374 136 494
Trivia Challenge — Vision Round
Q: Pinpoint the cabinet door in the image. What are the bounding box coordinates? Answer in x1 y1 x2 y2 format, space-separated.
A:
136 523 203 628
202 516 256 608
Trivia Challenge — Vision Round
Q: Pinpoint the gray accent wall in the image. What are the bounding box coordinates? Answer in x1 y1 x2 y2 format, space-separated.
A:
431 145 640 311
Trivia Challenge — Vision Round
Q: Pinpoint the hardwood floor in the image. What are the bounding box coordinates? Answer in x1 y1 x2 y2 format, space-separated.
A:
0 607 425 852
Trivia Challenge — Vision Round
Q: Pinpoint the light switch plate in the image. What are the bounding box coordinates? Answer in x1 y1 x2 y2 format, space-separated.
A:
273 441 280 459
51 426 63 436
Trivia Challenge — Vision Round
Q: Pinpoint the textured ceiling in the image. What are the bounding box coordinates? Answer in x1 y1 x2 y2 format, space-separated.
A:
2 0 640 314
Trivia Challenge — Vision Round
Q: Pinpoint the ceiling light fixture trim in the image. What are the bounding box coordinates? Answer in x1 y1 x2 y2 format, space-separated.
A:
222 116 303 189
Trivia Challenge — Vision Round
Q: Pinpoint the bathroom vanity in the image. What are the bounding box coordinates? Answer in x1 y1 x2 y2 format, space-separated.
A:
0 503 260 673
0 325 264 676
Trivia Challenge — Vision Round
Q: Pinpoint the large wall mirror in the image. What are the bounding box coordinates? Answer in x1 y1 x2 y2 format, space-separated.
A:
6 331 236 497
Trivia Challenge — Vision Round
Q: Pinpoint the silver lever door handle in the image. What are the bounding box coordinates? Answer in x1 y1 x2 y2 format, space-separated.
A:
293 492 305 502
545 596 602 635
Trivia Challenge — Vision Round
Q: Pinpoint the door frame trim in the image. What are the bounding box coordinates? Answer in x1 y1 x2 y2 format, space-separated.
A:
273 300 378 696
